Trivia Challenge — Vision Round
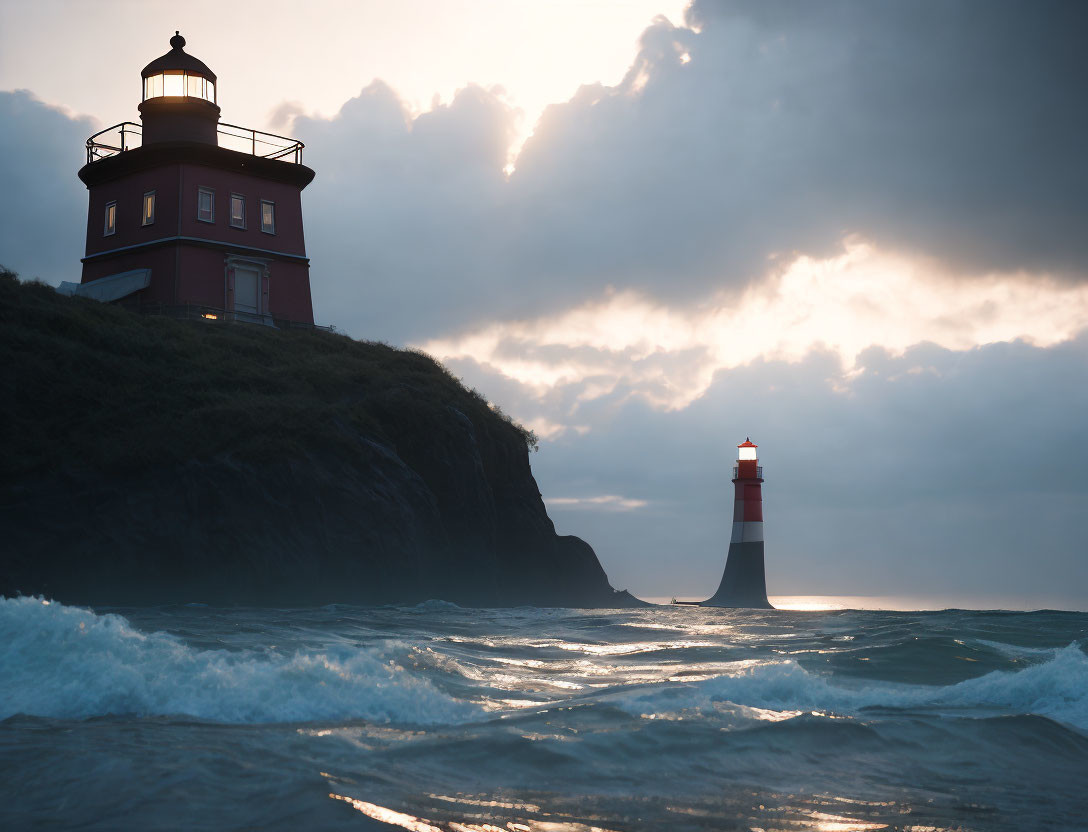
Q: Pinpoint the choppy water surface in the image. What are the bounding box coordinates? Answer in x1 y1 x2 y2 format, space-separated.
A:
2 597 1087 831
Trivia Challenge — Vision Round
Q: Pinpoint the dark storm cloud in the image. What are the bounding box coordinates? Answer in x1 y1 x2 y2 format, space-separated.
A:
0 91 90 283
681 0 1088 278
514 0 1088 290
293 0 1088 341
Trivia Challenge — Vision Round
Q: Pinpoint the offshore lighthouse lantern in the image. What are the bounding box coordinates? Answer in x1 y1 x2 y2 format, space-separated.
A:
73 32 316 323
703 438 773 608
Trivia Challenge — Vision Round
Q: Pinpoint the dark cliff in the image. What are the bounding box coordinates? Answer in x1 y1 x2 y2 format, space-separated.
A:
0 270 638 607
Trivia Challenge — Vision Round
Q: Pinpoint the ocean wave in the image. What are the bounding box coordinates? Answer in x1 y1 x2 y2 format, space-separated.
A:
972 638 1061 659
411 599 463 611
0 597 477 724
616 643 1088 730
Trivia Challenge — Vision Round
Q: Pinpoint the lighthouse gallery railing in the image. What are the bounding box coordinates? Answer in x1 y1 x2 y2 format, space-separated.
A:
86 122 305 165
732 466 763 479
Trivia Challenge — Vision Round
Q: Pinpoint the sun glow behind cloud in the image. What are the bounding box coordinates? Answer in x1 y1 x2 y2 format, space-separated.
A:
0 0 688 156
421 239 1088 414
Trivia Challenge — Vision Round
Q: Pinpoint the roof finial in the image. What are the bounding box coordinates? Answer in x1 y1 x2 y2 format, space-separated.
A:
170 31 186 50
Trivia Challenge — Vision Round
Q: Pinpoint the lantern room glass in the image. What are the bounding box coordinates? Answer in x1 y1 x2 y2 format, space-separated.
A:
143 71 215 103
738 445 758 461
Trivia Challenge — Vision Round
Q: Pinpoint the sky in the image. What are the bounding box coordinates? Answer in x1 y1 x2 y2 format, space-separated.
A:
2 0 1086 607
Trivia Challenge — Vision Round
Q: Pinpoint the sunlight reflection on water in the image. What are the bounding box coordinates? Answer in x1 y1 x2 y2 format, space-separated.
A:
325 788 956 832
330 790 628 832
649 594 1082 610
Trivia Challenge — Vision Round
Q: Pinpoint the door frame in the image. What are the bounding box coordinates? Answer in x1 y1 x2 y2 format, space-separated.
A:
224 255 272 323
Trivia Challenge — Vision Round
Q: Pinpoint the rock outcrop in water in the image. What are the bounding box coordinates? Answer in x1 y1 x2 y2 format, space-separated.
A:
0 270 639 607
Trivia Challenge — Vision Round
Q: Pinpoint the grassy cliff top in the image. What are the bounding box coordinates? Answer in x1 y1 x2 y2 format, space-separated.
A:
0 267 535 481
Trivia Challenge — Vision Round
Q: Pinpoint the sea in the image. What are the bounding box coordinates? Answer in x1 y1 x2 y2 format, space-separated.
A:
2 595 1087 831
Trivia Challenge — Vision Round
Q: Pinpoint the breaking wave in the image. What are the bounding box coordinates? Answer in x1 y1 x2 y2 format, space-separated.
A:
0 597 476 724
3 597 1085 733
616 644 1088 730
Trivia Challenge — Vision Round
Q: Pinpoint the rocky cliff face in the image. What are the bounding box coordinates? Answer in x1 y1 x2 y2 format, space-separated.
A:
0 271 637 607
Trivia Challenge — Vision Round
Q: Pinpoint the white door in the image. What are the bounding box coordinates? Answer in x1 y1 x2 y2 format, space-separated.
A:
234 267 259 314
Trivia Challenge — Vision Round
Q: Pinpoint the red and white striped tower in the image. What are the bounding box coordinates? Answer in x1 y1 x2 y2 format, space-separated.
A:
704 438 773 608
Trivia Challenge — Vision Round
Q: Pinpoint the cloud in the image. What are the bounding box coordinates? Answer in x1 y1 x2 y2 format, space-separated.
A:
278 0 1088 345
0 91 93 283
293 81 519 340
423 239 1088 413
679 0 1088 280
547 495 649 512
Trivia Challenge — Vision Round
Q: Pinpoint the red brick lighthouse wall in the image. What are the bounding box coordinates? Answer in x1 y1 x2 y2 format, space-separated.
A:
76 32 316 324
704 438 773 608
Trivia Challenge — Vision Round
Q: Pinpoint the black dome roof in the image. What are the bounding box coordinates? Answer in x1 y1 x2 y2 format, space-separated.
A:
141 32 217 82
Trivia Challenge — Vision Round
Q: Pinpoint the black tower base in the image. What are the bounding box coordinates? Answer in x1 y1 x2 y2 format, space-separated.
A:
702 541 773 608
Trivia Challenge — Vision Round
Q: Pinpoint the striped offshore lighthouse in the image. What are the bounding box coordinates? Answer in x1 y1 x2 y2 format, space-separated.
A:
704 438 773 608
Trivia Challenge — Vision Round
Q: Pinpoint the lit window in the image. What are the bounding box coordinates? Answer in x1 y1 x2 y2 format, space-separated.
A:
260 200 275 234
197 187 215 223
142 191 156 226
143 74 164 99
230 194 246 229
163 71 184 97
103 201 116 236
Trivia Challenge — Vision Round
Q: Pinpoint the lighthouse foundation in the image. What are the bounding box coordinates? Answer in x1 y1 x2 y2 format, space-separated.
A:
704 540 772 608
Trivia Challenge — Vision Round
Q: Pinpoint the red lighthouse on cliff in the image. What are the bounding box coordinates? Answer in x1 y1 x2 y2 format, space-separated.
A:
71 32 316 323
704 438 773 608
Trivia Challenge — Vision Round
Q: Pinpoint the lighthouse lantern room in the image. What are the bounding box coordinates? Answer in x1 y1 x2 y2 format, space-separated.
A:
70 32 316 324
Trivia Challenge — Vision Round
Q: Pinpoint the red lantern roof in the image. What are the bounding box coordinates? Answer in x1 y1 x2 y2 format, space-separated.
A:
737 438 757 448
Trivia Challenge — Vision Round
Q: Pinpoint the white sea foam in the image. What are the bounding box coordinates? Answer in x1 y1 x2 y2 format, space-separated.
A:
973 638 1060 660
616 643 1088 731
0 597 477 724
411 599 463 611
